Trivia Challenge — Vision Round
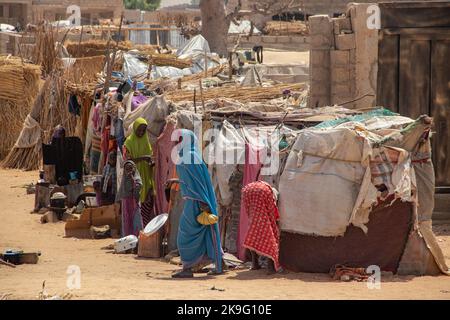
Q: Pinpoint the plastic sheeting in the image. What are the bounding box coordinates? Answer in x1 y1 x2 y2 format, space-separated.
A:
123 52 148 79
122 92 171 146
228 20 261 34
177 34 211 58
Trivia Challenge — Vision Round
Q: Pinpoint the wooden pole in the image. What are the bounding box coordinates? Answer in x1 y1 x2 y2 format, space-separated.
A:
199 79 205 112
204 48 208 77
193 88 197 113
0 258 16 268
77 25 84 57
104 12 124 92
228 52 233 80
147 56 152 80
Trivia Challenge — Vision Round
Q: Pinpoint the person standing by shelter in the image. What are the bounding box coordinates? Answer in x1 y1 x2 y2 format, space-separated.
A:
170 129 223 278
117 160 144 237
94 151 117 206
123 117 155 226
241 180 281 274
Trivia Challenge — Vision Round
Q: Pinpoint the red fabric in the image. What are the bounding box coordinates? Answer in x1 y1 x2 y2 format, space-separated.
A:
237 143 264 260
242 181 280 271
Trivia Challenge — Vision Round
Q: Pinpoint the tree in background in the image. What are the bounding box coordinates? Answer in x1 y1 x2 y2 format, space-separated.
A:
199 0 303 56
124 0 161 11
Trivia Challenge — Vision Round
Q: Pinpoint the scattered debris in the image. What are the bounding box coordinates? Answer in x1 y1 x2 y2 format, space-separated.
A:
38 281 73 300
210 286 225 292
0 293 12 300
330 265 370 282
89 225 111 239
0 258 16 268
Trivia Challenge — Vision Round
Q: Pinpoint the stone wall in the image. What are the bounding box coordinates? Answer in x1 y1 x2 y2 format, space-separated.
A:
228 35 309 51
308 3 378 109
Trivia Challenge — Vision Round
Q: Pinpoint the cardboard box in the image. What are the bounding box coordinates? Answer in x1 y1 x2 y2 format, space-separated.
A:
65 203 121 239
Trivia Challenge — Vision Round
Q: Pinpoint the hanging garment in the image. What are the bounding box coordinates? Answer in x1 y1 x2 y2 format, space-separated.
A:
237 143 264 261
154 122 176 215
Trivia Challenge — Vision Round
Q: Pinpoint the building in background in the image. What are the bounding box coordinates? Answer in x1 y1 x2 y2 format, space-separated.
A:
0 0 124 26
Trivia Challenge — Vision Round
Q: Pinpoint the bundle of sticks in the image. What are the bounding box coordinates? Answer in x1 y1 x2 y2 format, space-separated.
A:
264 21 309 36
65 39 133 58
146 54 192 69
32 24 61 76
166 83 306 103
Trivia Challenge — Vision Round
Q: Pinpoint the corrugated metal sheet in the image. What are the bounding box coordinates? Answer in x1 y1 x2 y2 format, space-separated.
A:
127 24 187 48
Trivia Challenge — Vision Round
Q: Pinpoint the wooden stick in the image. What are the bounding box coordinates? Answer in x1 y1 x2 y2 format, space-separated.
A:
0 258 16 268
199 79 205 112
104 12 124 91
204 48 208 77
77 25 84 57
228 52 233 80
193 88 197 113
147 56 152 80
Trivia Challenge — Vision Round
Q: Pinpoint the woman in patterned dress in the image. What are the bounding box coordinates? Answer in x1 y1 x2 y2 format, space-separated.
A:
241 180 281 274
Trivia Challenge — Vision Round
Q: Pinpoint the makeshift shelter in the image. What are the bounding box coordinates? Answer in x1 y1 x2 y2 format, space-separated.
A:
2 73 78 170
0 56 41 160
278 109 450 275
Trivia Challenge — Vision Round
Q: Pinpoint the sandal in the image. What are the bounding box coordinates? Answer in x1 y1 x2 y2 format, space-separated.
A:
172 269 194 278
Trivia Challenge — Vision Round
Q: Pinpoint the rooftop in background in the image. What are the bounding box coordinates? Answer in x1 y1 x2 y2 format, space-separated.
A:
159 0 194 9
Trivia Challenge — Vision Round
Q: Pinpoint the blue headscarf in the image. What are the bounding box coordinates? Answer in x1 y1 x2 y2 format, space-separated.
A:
176 129 218 215
175 129 222 272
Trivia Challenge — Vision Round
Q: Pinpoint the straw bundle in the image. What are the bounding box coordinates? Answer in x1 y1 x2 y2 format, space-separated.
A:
63 55 105 83
181 65 226 82
65 40 133 58
264 21 309 36
133 44 159 53
166 83 307 103
2 73 77 170
147 54 192 69
0 56 41 103
0 56 41 159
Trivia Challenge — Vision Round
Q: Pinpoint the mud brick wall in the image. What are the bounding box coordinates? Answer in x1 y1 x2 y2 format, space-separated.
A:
308 3 378 109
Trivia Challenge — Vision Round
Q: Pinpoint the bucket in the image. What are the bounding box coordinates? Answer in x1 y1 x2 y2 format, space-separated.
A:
138 213 169 258
138 230 162 258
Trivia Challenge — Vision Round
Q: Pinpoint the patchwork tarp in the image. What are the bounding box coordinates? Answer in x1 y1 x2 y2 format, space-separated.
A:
279 111 418 236
278 110 449 275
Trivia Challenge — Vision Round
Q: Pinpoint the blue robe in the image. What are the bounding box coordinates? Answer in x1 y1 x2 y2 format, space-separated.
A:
176 129 223 272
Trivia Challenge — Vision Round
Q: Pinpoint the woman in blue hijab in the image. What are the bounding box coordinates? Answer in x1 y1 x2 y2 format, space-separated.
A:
171 129 223 278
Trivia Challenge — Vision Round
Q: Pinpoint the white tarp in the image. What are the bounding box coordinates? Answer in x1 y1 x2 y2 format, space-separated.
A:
14 114 41 149
123 52 148 78
279 128 368 236
177 34 210 59
228 20 261 34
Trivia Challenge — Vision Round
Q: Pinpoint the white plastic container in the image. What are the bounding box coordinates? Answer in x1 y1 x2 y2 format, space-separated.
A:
114 235 138 253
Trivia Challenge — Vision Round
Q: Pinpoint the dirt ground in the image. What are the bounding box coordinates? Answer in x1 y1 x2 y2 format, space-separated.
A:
262 49 309 65
0 168 449 300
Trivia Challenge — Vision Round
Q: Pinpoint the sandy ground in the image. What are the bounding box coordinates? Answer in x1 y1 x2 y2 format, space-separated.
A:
263 49 309 65
0 168 450 300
